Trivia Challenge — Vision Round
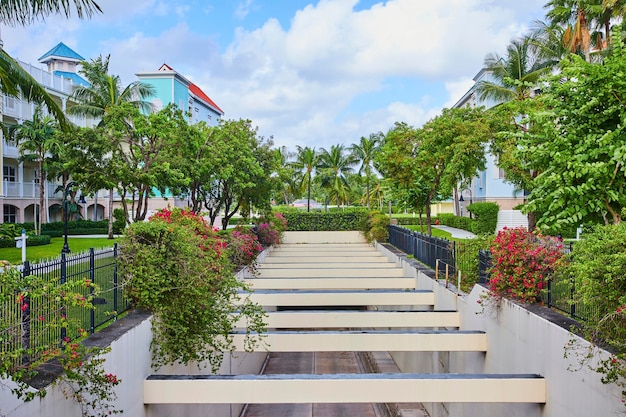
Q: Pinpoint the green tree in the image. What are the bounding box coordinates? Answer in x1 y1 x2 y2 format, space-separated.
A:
10 106 59 234
67 54 155 237
103 104 189 223
317 144 357 207
291 146 318 212
194 119 272 229
378 108 493 234
350 133 382 209
520 35 626 228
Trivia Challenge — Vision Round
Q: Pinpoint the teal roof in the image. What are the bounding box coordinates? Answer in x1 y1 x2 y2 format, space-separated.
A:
38 42 84 62
53 71 89 87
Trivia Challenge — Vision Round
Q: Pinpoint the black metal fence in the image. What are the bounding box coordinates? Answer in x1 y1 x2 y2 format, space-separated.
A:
388 225 455 275
389 225 593 322
2 245 129 361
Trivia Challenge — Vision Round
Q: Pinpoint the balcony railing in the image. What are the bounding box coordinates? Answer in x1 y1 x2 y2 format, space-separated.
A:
3 181 61 199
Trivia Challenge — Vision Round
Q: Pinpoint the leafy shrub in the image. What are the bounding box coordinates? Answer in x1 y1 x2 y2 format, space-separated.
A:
283 210 368 231
487 227 564 303
437 213 476 233
227 226 263 267
558 223 626 406
361 211 390 243
0 234 51 248
467 202 499 234
254 212 287 246
112 208 126 234
119 207 266 370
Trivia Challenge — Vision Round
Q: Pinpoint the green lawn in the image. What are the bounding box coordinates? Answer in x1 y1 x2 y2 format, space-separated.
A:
403 224 453 240
0 237 119 264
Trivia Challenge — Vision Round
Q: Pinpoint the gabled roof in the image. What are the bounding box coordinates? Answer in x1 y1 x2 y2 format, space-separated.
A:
189 82 224 115
38 42 84 63
53 71 90 87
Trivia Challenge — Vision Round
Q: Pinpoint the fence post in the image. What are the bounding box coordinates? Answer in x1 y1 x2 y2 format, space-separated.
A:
547 278 552 309
21 261 31 364
89 248 95 334
113 244 118 319
60 253 67 344
570 277 576 318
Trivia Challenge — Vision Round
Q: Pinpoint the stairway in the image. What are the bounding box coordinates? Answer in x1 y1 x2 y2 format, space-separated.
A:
144 231 545 411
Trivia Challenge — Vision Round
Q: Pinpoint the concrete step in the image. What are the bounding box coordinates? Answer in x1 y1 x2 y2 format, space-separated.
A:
263 255 386 264
277 244 375 252
243 277 416 290
144 373 546 404
235 310 459 328
267 250 385 258
230 330 487 352
241 289 435 307
258 262 395 269
257 268 405 278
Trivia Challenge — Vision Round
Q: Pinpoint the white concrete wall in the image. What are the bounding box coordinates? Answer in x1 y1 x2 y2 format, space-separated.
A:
376 242 623 417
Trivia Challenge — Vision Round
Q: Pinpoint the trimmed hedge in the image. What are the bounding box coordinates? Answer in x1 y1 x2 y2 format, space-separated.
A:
0 234 51 248
437 213 477 233
283 210 369 231
467 202 499 235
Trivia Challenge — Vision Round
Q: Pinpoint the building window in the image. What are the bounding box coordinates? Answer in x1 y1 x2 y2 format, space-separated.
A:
3 205 17 223
5 97 15 109
3 166 16 182
207 114 212 122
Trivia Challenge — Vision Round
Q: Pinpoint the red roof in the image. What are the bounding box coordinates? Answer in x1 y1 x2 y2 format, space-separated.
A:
189 82 224 115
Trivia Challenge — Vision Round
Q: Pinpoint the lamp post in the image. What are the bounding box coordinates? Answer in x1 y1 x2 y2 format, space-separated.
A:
61 183 86 254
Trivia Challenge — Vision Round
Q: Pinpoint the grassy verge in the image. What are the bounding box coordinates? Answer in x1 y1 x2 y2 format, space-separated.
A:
403 224 453 240
0 237 119 264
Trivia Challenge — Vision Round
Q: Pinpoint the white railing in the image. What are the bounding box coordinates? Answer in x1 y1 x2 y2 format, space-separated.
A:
3 181 62 199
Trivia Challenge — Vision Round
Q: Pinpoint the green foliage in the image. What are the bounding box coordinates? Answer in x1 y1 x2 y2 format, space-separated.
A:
283 209 369 231
0 234 51 248
112 208 126 235
377 108 495 233
559 223 626 405
521 33 626 228
467 202 499 234
437 213 476 233
455 235 494 291
361 211 390 243
119 207 266 370
39 220 109 237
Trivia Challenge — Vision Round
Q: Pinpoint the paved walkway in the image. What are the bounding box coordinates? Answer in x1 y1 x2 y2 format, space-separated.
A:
432 225 476 239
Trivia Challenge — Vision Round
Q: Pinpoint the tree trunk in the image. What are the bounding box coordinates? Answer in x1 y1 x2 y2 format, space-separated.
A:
107 188 114 239
38 161 45 235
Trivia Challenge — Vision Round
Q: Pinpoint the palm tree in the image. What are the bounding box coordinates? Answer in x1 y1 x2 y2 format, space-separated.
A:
67 54 155 237
291 146 318 212
10 106 60 234
317 144 357 207
475 36 553 104
545 0 600 61
350 133 382 209
0 0 101 26
0 1 102 128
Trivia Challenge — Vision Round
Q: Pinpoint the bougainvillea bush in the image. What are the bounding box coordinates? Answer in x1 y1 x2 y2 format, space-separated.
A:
119 208 266 370
487 227 565 304
227 226 263 267
0 262 121 417
255 212 287 246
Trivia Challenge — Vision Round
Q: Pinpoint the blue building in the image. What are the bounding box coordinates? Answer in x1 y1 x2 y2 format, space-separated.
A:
136 64 223 126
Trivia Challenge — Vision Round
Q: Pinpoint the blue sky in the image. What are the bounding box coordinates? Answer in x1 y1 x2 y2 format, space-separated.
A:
3 0 546 150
